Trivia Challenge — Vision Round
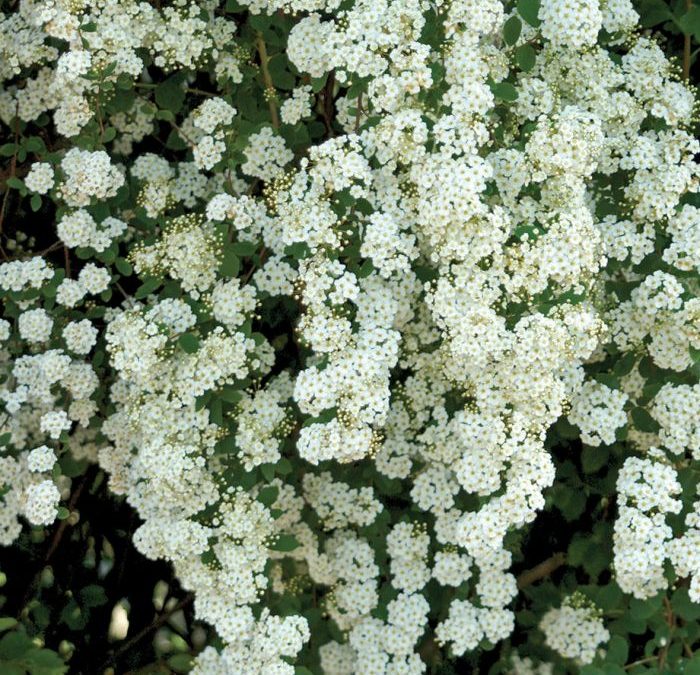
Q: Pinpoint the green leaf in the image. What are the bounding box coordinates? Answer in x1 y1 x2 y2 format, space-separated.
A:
276 457 292 476
601 667 624 675
26 646 68 672
679 6 700 39
166 128 188 151
209 398 223 426
134 277 161 299
155 75 186 114
261 463 275 482
356 259 374 279
195 392 211 411
101 126 117 143
6 177 24 191
268 54 296 91
24 136 46 153
178 333 200 354
270 534 299 552
672 587 700 621
630 407 660 433
115 257 133 276
155 109 175 124
0 666 23 675
258 485 279 506
613 351 638 377
489 81 519 102
597 582 623 612
0 618 17 632
582 446 609 474
517 0 541 27
220 250 241 277
503 15 522 45
167 654 193 673
80 584 108 608
515 44 537 71
30 194 42 212
303 407 337 427
605 635 628 665
310 75 327 93
232 240 257 256
638 0 671 28
579 667 605 675
214 436 236 455
218 386 242 403
629 595 661 621
0 631 33 659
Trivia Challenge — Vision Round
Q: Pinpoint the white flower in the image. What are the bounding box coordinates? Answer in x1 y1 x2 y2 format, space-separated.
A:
27 445 57 473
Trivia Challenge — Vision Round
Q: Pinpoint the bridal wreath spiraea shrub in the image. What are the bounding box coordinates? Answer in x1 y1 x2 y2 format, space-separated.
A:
2 0 700 672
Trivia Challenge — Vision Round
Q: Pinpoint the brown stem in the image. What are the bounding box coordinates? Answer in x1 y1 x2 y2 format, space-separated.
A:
242 246 267 285
63 246 71 278
8 240 63 262
256 33 280 130
114 281 131 301
659 596 675 670
624 655 658 670
516 552 566 589
322 70 336 138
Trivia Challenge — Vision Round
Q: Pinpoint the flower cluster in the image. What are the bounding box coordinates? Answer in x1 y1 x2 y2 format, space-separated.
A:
539 595 610 665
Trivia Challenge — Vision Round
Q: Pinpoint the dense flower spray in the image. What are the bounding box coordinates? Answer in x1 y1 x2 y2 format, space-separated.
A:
1 0 700 672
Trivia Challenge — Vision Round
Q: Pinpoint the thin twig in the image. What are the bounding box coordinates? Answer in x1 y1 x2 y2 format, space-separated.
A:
659 595 675 670
8 240 63 262
114 281 131 301
516 552 566 589
256 33 280 130
242 246 267 285
624 655 658 670
133 82 215 97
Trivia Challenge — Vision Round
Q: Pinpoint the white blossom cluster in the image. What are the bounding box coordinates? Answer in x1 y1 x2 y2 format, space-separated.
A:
614 451 682 598
539 596 610 664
